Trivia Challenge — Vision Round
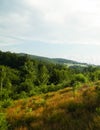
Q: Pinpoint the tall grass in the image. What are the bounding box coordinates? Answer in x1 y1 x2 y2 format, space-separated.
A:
4 85 100 130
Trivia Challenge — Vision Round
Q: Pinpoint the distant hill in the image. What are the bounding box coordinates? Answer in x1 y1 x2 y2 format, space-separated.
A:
0 50 93 68
19 53 89 67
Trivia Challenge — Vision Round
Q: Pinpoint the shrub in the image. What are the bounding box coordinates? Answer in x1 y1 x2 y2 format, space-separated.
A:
19 91 28 99
1 99 12 108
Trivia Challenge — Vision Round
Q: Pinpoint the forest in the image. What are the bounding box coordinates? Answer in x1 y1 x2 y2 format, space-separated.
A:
0 51 100 130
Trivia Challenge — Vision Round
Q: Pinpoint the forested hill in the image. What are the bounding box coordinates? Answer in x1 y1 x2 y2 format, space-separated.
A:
0 50 90 67
19 53 88 66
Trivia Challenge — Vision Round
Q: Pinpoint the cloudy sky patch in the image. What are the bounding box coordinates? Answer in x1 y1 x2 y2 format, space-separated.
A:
0 0 100 64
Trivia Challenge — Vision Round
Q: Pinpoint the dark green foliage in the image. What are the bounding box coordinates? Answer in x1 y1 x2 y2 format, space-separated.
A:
1 99 13 108
0 51 28 69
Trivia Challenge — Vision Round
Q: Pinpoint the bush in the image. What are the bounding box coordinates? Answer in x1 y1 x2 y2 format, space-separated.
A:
18 91 28 99
1 99 12 108
74 74 87 83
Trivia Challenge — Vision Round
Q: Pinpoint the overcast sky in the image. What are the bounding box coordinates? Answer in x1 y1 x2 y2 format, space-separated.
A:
0 0 100 65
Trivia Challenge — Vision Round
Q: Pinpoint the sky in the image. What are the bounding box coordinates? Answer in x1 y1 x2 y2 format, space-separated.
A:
0 0 100 65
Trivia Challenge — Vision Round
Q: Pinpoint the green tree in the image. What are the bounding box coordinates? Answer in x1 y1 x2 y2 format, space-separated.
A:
37 64 49 85
0 66 6 101
71 74 87 97
19 60 36 93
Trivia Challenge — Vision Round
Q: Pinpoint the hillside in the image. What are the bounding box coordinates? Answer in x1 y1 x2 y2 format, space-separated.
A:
0 50 100 130
19 53 88 67
4 85 100 130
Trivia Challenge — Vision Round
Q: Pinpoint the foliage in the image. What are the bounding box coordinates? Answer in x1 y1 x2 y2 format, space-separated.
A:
0 113 8 130
1 99 13 108
0 50 100 130
0 50 100 101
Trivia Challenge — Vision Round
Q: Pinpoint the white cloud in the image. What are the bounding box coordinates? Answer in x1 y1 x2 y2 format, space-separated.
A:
23 0 100 45
1 0 100 46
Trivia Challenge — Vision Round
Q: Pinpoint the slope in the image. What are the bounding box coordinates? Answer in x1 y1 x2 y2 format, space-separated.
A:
5 85 100 130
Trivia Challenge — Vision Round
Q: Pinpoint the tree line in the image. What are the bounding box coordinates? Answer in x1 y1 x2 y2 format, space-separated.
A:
0 51 100 102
